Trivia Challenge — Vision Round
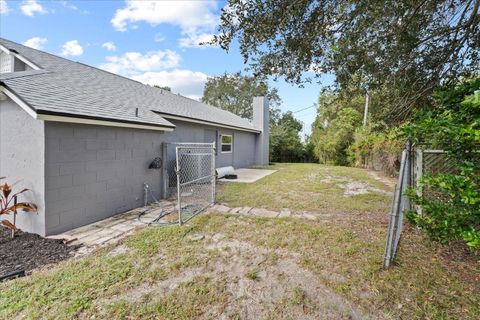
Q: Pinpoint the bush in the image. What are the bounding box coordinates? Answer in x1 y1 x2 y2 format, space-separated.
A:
312 107 361 165
405 77 480 250
348 123 405 176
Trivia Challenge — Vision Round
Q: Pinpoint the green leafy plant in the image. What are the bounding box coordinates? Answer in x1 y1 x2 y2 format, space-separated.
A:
0 177 37 238
348 122 405 175
405 77 480 250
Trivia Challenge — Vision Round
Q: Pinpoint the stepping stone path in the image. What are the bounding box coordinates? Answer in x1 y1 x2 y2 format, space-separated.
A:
207 204 317 221
59 201 314 256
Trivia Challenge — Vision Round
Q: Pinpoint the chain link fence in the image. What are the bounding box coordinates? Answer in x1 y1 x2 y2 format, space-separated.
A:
384 144 456 267
413 148 457 212
384 147 411 268
175 143 216 224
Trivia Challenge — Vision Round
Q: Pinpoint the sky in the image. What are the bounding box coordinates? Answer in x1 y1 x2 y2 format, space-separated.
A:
0 0 335 135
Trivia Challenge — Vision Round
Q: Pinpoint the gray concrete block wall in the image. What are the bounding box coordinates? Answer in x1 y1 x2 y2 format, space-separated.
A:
164 119 256 169
1 100 261 236
233 131 256 168
0 98 46 235
44 122 164 235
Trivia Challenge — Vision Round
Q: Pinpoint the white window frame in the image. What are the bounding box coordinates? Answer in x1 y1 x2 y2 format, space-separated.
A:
220 134 233 153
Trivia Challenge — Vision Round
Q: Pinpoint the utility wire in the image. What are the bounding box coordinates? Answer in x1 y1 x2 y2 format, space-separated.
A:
292 104 316 114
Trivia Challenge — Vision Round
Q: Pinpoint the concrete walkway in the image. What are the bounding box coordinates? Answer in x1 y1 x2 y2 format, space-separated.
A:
60 200 176 254
218 168 276 183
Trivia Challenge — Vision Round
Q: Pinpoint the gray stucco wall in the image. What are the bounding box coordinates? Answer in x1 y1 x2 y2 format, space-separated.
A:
44 122 164 235
0 98 46 235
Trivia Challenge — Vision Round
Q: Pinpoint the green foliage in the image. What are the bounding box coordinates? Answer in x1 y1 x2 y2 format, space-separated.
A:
405 77 480 250
201 72 281 124
270 112 316 162
214 0 479 120
348 123 405 175
152 85 171 91
312 100 362 165
311 87 405 170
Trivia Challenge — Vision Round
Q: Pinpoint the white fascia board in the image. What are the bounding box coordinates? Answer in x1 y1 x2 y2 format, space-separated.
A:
0 44 41 70
1 86 173 131
0 86 38 118
37 114 174 132
0 43 11 55
157 113 261 133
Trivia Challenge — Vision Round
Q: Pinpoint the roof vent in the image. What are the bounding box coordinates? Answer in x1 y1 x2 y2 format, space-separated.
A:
135 108 139 117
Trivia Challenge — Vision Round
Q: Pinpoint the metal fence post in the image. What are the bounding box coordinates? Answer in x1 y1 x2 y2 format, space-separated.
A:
415 147 423 216
211 141 216 205
176 146 182 225
161 142 168 199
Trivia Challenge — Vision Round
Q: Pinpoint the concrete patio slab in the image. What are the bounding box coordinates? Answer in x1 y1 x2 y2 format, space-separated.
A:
218 168 276 183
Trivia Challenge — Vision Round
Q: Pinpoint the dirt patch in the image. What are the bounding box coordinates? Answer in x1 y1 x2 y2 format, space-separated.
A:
106 244 130 257
110 233 367 319
0 227 80 279
367 170 396 188
338 181 391 196
321 175 392 196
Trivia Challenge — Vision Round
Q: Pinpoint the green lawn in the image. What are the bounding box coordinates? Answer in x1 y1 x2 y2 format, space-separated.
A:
1 163 478 319
217 163 392 213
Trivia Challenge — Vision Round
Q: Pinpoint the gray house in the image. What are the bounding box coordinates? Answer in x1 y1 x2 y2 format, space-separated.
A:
0 38 269 236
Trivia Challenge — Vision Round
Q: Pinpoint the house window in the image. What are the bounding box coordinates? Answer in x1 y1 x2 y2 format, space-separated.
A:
221 135 233 153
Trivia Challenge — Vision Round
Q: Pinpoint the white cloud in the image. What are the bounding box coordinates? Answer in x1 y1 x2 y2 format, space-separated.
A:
61 1 88 14
99 50 180 75
111 0 218 49
23 37 47 50
102 41 116 51
99 48 207 100
178 32 216 49
20 0 47 17
111 0 217 31
61 40 83 56
131 70 208 100
154 33 165 43
0 0 9 15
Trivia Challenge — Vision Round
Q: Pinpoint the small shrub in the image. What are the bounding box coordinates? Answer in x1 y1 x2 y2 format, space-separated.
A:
348 123 405 175
405 77 480 250
0 177 37 237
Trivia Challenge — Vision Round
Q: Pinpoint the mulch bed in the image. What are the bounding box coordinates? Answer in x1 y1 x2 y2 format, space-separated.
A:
0 227 80 280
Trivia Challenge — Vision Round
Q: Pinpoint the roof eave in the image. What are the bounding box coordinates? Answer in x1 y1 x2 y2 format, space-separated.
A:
155 112 261 133
0 84 175 132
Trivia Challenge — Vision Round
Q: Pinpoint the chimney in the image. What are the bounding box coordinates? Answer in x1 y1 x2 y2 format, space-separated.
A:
252 96 269 166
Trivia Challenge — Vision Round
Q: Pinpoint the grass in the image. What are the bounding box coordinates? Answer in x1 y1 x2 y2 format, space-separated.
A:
0 163 478 319
245 269 259 281
217 163 391 213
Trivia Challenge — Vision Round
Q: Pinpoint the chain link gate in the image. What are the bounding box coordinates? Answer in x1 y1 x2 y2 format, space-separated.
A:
175 143 216 224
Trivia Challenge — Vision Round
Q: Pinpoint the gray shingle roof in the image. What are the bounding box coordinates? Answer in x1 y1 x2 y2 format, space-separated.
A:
0 38 259 132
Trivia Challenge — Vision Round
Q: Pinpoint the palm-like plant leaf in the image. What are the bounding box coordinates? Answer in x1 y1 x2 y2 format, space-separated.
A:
1 219 17 231
0 178 37 236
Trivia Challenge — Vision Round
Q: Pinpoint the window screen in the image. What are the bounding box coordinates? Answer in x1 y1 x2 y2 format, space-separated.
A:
221 135 232 153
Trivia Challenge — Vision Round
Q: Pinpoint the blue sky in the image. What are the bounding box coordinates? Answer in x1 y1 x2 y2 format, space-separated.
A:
0 0 334 135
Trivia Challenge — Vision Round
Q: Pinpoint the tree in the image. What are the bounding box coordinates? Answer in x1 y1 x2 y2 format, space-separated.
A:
311 89 363 165
153 85 171 92
270 112 306 162
213 0 480 121
201 72 281 124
